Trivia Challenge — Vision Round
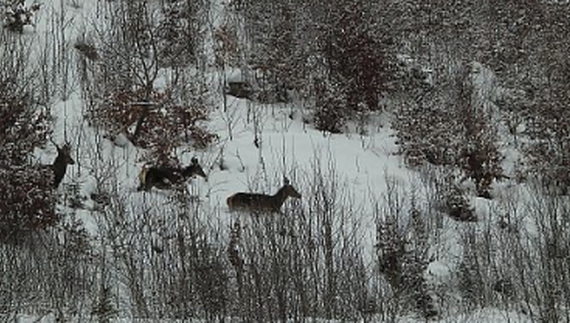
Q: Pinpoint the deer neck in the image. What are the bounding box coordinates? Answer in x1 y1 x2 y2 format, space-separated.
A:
183 165 205 179
54 155 69 170
182 165 194 178
52 156 69 187
272 186 289 209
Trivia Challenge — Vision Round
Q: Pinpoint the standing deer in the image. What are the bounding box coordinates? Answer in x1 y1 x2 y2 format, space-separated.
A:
50 140 75 188
138 157 207 191
227 178 302 213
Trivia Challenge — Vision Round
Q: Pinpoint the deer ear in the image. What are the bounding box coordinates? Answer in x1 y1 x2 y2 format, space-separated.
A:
283 177 290 185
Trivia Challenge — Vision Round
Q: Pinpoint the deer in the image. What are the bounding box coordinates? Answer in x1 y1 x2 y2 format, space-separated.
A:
49 140 75 188
226 178 302 213
137 157 207 192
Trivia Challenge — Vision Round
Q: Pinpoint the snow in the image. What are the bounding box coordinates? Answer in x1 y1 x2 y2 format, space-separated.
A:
1 0 541 322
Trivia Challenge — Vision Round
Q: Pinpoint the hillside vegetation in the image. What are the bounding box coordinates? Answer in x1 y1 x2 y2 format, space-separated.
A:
1 0 570 322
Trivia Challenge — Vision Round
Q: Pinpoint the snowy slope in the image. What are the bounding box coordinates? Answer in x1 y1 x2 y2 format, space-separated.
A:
5 0 539 322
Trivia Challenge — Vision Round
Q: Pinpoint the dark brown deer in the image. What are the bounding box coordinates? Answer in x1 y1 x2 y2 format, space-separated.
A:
138 157 207 192
227 178 302 213
50 140 75 188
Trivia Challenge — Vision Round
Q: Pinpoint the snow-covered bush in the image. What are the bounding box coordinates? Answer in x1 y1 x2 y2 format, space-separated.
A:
0 81 57 240
87 87 217 163
395 63 504 197
313 78 347 134
438 181 477 222
0 167 58 240
376 180 437 319
1 2 40 33
309 0 398 133
157 0 206 68
489 1 570 197
0 91 51 166
320 1 395 114
239 0 302 104
524 103 570 195
394 92 463 167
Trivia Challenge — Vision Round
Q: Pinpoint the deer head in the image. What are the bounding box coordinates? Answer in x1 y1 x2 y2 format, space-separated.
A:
183 157 207 180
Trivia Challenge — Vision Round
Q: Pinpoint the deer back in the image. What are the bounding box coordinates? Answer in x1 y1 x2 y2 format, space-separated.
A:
137 158 206 192
138 166 185 191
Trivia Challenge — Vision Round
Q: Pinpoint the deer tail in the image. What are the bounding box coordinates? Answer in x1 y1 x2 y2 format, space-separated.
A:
226 195 234 208
138 165 148 189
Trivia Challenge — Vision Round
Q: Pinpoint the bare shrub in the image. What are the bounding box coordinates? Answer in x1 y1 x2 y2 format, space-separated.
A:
522 188 570 322
458 228 490 309
217 162 373 321
0 222 95 317
375 178 436 319
87 87 217 158
95 186 229 320
81 0 216 161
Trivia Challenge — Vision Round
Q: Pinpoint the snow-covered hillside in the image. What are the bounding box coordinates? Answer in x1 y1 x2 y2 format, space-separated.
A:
4 0 570 322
